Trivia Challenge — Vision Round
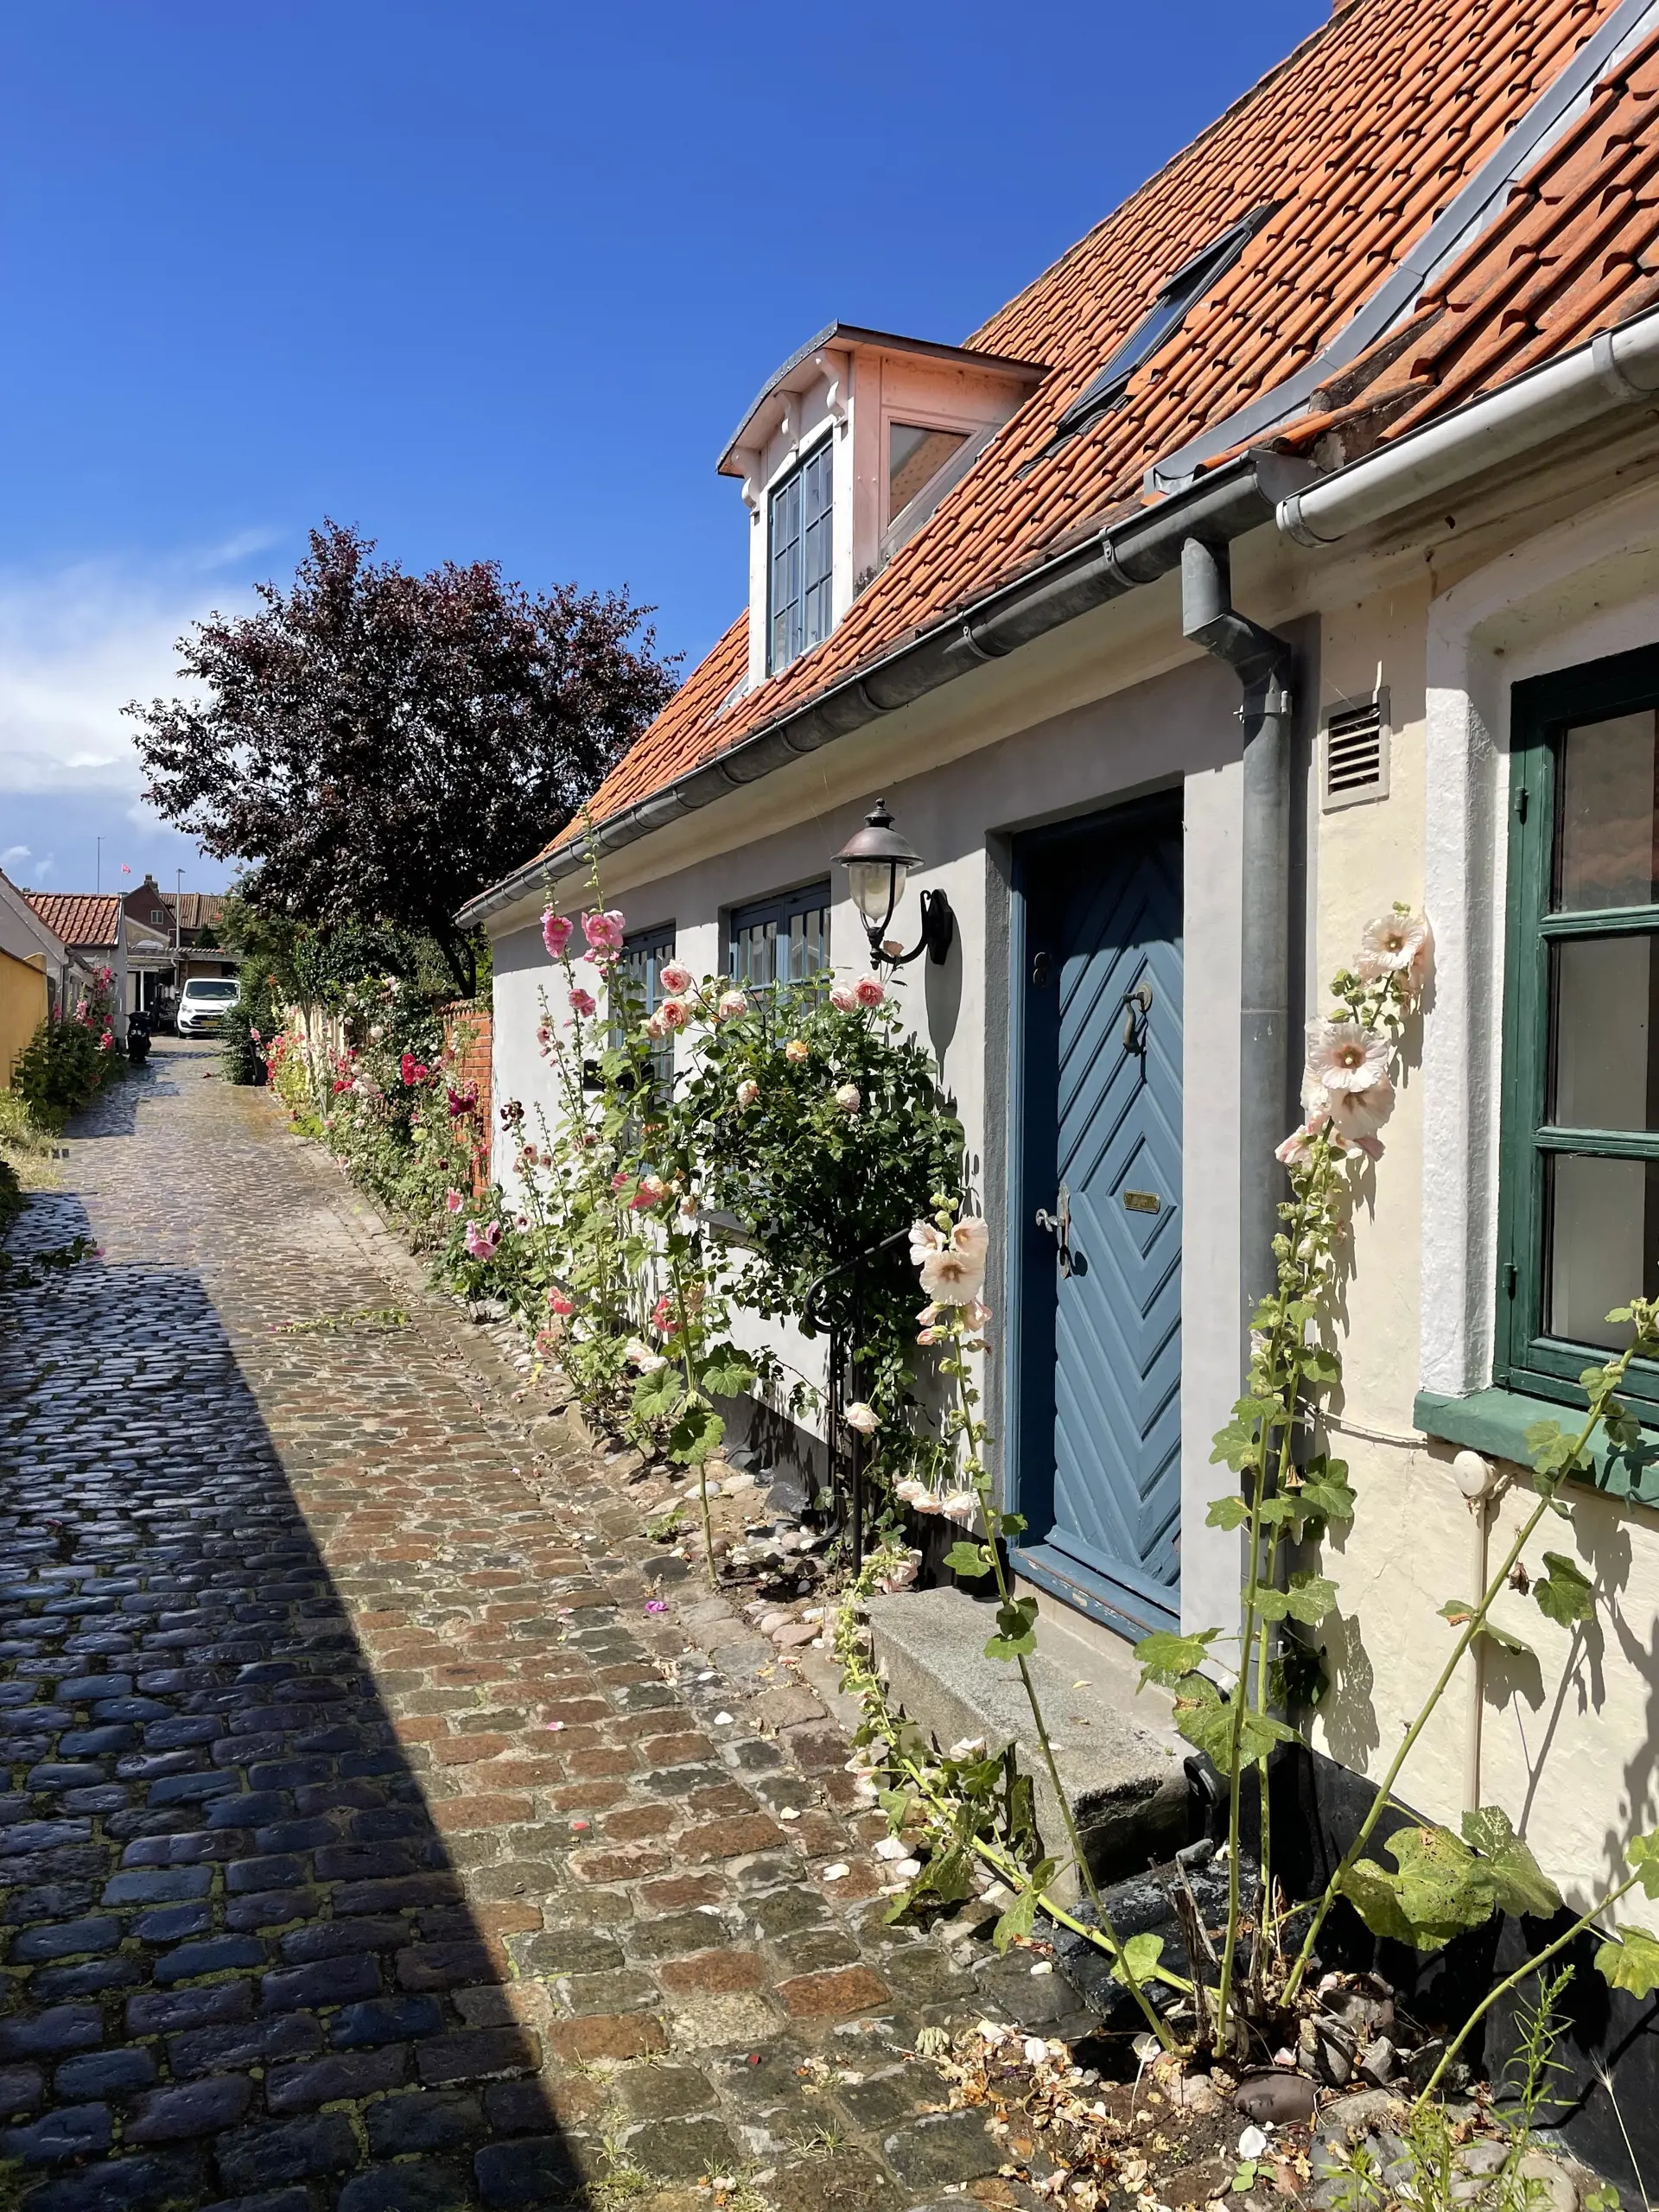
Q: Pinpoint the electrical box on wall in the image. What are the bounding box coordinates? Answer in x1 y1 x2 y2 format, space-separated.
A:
1321 687 1390 810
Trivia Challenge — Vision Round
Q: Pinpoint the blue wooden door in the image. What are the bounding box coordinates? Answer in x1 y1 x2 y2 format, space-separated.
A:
1013 798 1183 1636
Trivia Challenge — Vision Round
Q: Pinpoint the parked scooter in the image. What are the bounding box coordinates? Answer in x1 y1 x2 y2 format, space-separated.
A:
126 1007 152 1065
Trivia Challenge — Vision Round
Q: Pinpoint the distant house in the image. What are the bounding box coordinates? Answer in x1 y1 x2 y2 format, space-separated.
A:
464 0 1659 1983
22 876 235 1017
0 871 99 1083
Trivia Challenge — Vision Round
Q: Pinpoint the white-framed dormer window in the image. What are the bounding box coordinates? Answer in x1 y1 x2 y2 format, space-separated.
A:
767 440 834 675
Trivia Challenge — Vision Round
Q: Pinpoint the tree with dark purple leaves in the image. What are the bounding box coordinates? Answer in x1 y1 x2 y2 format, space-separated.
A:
129 521 678 998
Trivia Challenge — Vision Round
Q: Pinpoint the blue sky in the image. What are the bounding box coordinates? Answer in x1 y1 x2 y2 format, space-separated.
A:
0 0 1324 897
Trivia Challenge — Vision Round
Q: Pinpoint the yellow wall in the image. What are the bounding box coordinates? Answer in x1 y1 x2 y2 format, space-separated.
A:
0 946 47 1087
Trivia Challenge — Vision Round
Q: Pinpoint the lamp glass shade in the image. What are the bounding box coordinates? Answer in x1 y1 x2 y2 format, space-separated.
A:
847 856 904 934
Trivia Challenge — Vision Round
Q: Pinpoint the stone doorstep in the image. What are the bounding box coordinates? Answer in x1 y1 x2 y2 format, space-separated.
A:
866 1586 1189 1895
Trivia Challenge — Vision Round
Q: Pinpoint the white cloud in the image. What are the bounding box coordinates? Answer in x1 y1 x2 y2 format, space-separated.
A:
0 535 279 803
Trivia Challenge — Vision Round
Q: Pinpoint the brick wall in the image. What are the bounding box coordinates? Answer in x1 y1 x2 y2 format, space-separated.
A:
442 1001 493 1194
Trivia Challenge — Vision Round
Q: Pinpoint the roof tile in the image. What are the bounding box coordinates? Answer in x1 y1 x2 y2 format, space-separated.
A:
560 0 1649 849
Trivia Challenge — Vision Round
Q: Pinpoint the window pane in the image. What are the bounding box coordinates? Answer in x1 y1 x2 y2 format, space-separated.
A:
767 448 832 673
889 423 969 517
1554 709 1659 911
1549 933 1659 1129
1546 1153 1659 1347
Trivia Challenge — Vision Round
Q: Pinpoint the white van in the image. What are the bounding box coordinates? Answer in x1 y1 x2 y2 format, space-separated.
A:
175 977 240 1036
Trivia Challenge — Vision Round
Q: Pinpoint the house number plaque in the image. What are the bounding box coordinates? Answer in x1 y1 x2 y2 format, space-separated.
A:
1122 1190 1161 1214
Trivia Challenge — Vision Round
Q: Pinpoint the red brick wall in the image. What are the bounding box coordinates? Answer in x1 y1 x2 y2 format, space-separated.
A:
442 1002 493 1194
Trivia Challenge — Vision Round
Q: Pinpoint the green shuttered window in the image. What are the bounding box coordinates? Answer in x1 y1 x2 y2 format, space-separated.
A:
1500 642 1659 1414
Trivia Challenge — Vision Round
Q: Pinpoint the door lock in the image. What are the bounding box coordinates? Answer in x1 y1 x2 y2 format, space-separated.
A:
1121 982 1153 1053
1035 1181 1072 1277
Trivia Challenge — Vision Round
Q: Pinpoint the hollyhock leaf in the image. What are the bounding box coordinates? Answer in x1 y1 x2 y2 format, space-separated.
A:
992 1884 1039 1954
920 1848 975 1904
1298 1471 1357 1526
632 1366 684 1419
945 1541 991 1579
1206 1495 1250 1530
1533 1552 1595 1626
877 1788 912 1832
1135 1628 1217 1691
667 1403 724 1466
1300 1346 1342 1384
1338 1860 1419 1949
998 1511 1027 1537
1110 1931 1167 1987
1284 1572 1338 1625
1377 1825 1500 1948
1526 1421 1581 1477
1254 1496 1298 1528
1596 1927 1659 1999
700 1357 756 1397
1627 1830 1659 1898
1460 1807 1562 1919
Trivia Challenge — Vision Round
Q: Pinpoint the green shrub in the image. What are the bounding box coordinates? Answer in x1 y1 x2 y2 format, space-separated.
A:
12 1014 119 1130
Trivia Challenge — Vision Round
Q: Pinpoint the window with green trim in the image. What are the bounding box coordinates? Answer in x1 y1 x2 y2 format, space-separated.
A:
1500 641 1659 1414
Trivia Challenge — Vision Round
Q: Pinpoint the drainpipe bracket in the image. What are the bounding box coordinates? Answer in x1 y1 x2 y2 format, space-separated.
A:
1237 684 1294 721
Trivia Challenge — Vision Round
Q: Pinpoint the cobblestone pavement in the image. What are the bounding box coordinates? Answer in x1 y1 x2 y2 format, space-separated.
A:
0 1042 1018 2212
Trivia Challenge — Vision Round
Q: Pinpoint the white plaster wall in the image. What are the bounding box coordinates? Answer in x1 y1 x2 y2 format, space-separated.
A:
488 640 1249 1637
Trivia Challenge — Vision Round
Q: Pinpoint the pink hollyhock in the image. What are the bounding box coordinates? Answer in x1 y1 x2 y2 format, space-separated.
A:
652 1293 674 1332
446 1083 478 1118
569 988 597 1019
542 910 574 959
611 1171 631 1191
548 1291 575 1316
660 961 693 994
99 1029 113 1051
444 1189 465 1213
250 1027 262 1044
582 909 626 957
629 1173 668 1211
464 1219 502 1261
399 1052 429 1086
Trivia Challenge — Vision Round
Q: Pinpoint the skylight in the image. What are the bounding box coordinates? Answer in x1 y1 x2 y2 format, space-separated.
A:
1036 203 1280 459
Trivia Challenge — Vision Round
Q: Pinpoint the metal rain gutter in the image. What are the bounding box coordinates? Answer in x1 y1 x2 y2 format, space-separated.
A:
459 445 1317 930
1277 302 1659 547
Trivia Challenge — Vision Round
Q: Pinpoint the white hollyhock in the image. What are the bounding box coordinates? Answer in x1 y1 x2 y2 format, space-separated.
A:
1304 1019 1389 1095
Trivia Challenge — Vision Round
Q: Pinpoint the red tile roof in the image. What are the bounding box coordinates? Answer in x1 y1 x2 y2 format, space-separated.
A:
563 0 1648 842
24 894 121 949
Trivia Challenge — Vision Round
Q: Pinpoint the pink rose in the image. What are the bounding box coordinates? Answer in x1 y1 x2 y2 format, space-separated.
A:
735 1078 759 1108
659 962 693 994
582 909 626 957
658 997 689 1031
853 974 886 1007
569 988 597 1018
717 988 748 1020
785 1039 809 1065
834 1084 861 1115
542 911 573 959
829 983 857 1013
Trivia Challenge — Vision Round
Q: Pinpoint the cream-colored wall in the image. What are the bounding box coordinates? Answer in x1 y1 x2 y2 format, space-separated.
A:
1304 474 1659 1929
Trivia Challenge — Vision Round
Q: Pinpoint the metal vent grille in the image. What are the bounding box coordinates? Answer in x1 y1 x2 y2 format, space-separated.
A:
1322 690 1390 810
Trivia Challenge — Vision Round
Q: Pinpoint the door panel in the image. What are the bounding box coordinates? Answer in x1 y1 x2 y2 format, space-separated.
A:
1014 798 1184 1635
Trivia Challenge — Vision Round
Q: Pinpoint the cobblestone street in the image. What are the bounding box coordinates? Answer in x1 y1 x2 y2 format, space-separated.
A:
0 1042 1009 2212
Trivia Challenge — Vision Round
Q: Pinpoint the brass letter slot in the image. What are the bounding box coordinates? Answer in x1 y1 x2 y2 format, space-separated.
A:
1122 1190 1161 1214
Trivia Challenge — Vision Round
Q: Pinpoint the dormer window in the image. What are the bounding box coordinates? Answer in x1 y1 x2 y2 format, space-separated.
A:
889 423 969 522
719 322 1046 691
767 441 834 674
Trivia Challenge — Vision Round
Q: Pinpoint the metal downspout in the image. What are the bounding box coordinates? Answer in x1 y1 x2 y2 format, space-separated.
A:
1179 537 1295 1339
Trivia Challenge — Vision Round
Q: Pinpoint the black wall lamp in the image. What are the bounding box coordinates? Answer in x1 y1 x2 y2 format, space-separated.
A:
834 798 954 969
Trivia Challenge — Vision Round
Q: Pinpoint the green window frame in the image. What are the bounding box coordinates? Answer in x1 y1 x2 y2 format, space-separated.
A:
1499 639 1659 1417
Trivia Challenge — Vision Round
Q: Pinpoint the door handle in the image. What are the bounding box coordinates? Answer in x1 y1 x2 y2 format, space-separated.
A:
1121 982 1152 1054
1035 1181 1072 1277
